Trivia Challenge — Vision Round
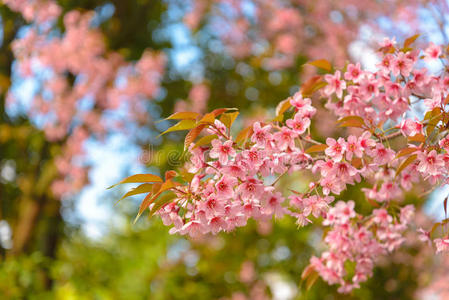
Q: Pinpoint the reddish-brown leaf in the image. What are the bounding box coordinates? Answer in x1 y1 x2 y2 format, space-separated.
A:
308 59 332 72
184 124 207 150
236 125 254 144
305 144 327 153
396 154 417 176
395 147 418 158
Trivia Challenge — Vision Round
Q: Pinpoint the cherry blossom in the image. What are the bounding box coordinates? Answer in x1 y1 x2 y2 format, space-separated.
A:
117 39 449 293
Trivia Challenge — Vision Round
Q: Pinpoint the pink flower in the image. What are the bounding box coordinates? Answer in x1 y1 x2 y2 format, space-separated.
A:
289 93 316 118
293 213 312 227
262 191 285 217
371 143 395 165
399 205 415 225
209 216 228 234
417 150 444 176
417 228 430 242
215 176 237 199
251 122 272 147
377 54 394 75
209 139 236 165
273 127 296 150
325 137 346 162
434 238 449 253
344 63 362 82
345 135 363 160
222 163 246 178
237 178 264 200
358 131 376 150
399 119 423 136
439 136 449 151
391 52 413 77
424 42 441 61
286 114 310 134
379 37 397 48
372 209 392 225
324 71 346 98
324 200 356 225
180 220 206 237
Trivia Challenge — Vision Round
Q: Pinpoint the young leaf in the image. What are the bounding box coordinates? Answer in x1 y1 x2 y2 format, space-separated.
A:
337 116 365 128
199 112 216 124
301 265 315 280
193 134 218 149
351 157 363 168
305 270 319 291
184 124 207 150
308 59 332 72
275 98 292 117
396 154 417 176
236 125 254 145
165 170 177 181
135 180 177 223
108 174 162 189
408 134 426 143
116 183 154 204
158 119 197 137
305 144 327 153
395 147 418 158
211 107 238 117
430 222 442 237
403 34 420 48
220 112 239 129
149 192 176 216
165 111 200 120
301 75 324 97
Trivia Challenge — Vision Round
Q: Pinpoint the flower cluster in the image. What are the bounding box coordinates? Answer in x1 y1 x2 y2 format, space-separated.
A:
183 0 430 69
116 39 449 293
310 202 414 292
4 1 166 196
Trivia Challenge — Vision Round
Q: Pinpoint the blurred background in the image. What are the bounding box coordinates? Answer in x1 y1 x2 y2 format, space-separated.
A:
1 0 449 299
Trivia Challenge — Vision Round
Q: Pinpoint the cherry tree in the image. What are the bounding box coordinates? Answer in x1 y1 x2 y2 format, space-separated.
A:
182 0 444 69
4 0 166 197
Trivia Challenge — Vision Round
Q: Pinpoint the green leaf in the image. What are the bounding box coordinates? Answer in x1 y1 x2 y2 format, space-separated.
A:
165 111 200 120
430 222 442 237
220 112 239 129
134 180 177 223
116 183 154 204
149 192 176 216
158 119 197 137
235 125 253 145
108 174 162 189
198 112 215 124
276 98 292 117
193 134 218 149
